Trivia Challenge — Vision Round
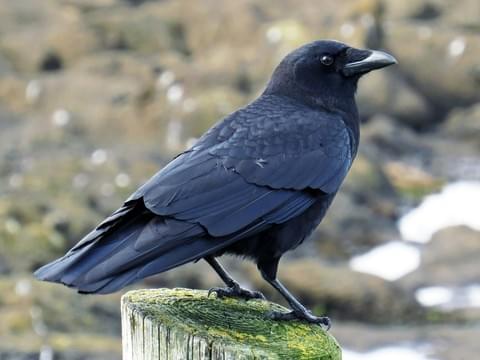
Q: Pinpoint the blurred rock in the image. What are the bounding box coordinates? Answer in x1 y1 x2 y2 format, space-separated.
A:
383 0 444 21
68 0 118 11
343 151 395 198
360 115 429 159
0 0 99 72
357 70 435 127
401 226 480 290
0 76 31 113
0 255 9 275
384 0 480 28
384 23 480 111
361 114 480 183
333 322 480 360
442 102 480 146
383 161 443 199
0 53 12 75
19 53 159 144
88 3 190 55
440 0 480 29
0 276 121 358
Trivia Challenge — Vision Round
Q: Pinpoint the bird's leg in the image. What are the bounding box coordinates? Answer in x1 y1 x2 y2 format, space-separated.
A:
205 256 265 300
258 258 331 329
265 277 331 329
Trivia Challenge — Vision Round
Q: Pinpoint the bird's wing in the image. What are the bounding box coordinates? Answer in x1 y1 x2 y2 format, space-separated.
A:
208 94 355 193
128 149 317 237
128 95 354 237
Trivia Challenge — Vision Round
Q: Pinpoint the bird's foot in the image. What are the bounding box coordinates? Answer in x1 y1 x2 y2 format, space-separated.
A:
208 284 265 301
267 309 331 330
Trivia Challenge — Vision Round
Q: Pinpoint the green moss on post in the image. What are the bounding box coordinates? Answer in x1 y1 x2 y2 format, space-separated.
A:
121 288 342 360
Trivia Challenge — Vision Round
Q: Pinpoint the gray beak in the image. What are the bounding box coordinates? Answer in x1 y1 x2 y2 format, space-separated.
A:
342 50 397 77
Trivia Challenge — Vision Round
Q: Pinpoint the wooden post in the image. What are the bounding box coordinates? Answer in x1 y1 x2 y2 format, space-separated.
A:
122 288 342 360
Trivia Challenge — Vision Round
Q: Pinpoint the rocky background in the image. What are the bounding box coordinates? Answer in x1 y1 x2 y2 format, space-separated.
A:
0 0 479 359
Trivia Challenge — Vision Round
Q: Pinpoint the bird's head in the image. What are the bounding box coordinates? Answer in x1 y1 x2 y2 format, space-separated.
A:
265 40 397 111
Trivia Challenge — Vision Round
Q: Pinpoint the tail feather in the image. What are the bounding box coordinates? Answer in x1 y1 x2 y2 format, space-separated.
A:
77 268 140 294
34 200 226 294
34 199 269 294
75 229 259 294
34 201 146 283
59 216 153 285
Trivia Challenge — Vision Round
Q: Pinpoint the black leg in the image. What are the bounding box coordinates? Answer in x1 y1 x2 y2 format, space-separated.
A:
204 256 265 300
258 258 331 329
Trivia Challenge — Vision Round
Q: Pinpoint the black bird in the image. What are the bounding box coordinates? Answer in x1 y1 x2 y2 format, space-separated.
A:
35 40 396 327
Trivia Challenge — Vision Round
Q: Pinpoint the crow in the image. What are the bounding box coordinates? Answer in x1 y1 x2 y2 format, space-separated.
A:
35 40 396 328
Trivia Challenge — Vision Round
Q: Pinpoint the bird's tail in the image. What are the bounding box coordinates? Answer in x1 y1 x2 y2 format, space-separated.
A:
34 200 211 294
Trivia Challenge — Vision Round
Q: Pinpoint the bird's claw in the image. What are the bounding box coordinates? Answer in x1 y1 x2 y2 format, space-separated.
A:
208 285 265 301
266 310 331 330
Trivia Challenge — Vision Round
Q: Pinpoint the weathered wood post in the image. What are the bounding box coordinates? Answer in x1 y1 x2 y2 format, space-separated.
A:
122 288 341 359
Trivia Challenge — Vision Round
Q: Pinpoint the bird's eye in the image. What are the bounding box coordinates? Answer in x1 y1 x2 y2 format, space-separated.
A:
320 55 334 66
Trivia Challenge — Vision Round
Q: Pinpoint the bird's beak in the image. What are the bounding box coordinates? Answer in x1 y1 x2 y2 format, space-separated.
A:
342 49 397 77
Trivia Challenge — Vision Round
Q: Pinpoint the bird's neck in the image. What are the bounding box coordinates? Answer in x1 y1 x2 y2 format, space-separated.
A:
265 76 357 111
263 83 360 138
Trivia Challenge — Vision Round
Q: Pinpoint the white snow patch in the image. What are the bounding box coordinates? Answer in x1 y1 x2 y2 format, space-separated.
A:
416 284 480 309
349 241 420 281
156 70 175 89
39 345 54 360
448 37 466 58
25 80 42 103
167 84 184 104
415 286 454 307
115 173 131 188
4 218 21 234
266 26 283 43
398 181 480 243
90 149 108 165
15 279 32 296
51 109 71 127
